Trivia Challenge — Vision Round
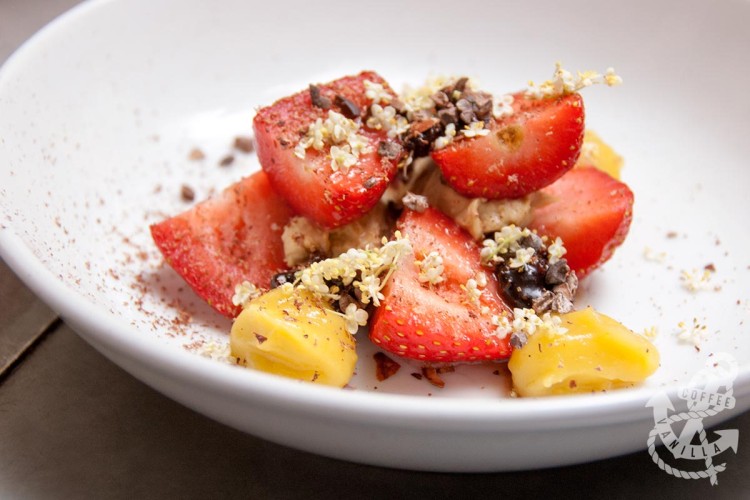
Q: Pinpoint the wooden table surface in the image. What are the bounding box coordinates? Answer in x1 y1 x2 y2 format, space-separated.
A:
1 1 748 498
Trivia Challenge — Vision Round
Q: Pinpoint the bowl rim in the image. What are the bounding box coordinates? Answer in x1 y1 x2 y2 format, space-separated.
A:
1 0 747 432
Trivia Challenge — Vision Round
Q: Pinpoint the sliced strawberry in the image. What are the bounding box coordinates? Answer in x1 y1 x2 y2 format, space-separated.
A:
253 71 401 229
431 92 585 199
150 171 294 317
528 167 634 276
370 208 512 363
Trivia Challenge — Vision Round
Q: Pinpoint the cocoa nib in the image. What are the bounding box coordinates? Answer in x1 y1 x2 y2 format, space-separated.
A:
219 154 235 166
545 260 570 286
389 97 407 115
374 352 401 381
334 95 360 118
377 140 403 160
437 107 458 126
309 84 332 109
404 118 441 157
493 233 578 314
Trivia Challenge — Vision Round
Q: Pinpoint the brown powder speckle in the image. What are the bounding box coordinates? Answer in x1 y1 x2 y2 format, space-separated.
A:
233 136 255 153
219 154 235 167
181 184 195 202
188 148 205 161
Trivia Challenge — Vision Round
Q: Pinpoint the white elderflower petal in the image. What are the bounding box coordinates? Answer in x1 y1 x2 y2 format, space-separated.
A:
461 276 484 306
512 308 567 338
294 110 369 172
547 237 567 264
415 251 445 286
492 93 515 119
295 233 413 306
343 303 369 335
461 121 490 138
509 247 535 269
434 123 457 150
231 281 261 308
364 80 393 104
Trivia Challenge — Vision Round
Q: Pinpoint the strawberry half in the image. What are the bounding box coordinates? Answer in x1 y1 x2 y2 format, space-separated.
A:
150 171 294 317
528 167 634 276
370 208 512 363
253 71 401 229
431 92 585 199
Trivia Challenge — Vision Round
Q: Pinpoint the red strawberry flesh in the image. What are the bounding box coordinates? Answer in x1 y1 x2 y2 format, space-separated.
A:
431 92 585 199
529 167 634 276
370 208 512 363
150 171 294 317
253 71 401 229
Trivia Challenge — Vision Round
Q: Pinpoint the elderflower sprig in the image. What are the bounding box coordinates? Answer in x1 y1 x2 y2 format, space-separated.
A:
294 232 412 305
526 63 622 99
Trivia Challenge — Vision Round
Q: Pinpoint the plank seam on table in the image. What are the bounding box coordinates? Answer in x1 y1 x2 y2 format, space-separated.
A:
0 317 62 383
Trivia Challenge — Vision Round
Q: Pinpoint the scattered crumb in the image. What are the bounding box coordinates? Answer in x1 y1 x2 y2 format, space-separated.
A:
643 246 667 263
680 267 714 292
642 325 659 339
192 340 236 364
704 263 716 272
422 366 447 388
219 154 235 167
188 148 205 161
675 318 708 348
374 352 401 381
411 372 423 380
180 184 195 202
666 231 678 239
234 135 255 153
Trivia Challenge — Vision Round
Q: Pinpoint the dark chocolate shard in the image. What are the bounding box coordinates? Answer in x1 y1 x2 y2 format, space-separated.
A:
309 84 332 109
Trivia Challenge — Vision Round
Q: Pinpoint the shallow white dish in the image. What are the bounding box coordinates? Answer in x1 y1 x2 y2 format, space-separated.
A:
1 0 749 472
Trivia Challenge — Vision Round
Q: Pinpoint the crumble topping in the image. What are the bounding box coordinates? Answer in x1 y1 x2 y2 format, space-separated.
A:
680 267 714 292
281 216 331 267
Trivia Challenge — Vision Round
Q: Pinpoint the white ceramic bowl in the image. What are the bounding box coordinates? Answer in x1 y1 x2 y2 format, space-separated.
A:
1 0 749 471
